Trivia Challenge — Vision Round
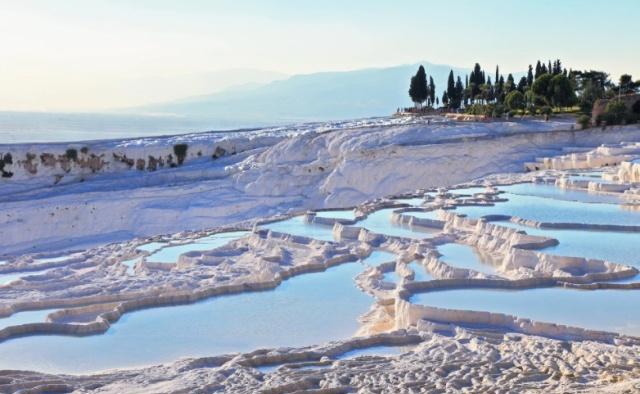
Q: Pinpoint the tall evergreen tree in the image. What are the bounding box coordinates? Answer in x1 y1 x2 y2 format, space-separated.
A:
447 70 456 109
506 73 516 93
535 61 542 79
428 76 436 107
495 66 499 88
497 75 505 103
540 63 548 75
442 91 449 108
548 60 552 75
471 63 482 101
486 76 495 103
527 65 534 87
517 76 528 93
408 65 428 109
455 76 464 108
464 75 470 107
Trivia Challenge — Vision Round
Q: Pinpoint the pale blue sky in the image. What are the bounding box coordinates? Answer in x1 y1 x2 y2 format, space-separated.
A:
0 0 638 110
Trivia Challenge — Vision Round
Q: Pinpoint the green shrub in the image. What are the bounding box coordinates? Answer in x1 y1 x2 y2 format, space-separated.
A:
505 90 525 111
599 100 635 126
577 114 591 130
173 144 188 165
492 104 505 118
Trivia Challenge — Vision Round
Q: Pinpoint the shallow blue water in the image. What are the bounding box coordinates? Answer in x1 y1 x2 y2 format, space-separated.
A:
336 345 415 359
34 255 78 264
436 243 498 276
136 242 168 254
449 186 488 195
382 270 400 284
362 250 396 267
315 210 357 220
404 210 439 220
0 257 376 374
146 231 249 263
407 261 432 281
411 287 640 336
121 257 142 275
0 309 55 330
260 216 335 241
392 197 425 206
495 221 640 267
499 183 623 204
356 209 435 239
455 193 640 226
0 268 52 285
262 208 436 241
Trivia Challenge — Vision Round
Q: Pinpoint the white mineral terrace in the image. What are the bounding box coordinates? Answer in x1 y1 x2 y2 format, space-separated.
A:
3 127 640 392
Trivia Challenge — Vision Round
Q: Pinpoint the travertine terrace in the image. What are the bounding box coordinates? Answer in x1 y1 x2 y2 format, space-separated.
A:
2 119 640 393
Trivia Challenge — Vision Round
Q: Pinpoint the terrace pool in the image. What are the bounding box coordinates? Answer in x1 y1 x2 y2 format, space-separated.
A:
411 287 640 336
437 243 499 276
455 193 640 226
0 253 381 374
146 231 249 263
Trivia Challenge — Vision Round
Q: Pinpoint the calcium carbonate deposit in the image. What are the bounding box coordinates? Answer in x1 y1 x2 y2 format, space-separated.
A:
2 117 640 393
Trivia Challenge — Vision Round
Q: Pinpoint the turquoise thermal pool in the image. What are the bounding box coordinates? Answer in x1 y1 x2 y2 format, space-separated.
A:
499 183 623 204
455 193 640 226
411 287 640 336
0 254 382 374
436 243 499 276
407 261 432 281
0 268 52 286
336 345 415 359
261 215 335 241
393 197 426 206
315 209 357 220
146 231 249 263
0 309 56 331
356 209 436 239
493 221 640 268
362 250 396 267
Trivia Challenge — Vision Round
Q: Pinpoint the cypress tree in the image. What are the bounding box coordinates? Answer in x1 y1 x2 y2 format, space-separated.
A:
540 63 548 75
517 76 528 93
495 66 499 87
428 76 436 107
527 65 534 87
408 65 428 109
506 74 516 93
471 63 482 101
455 76 464 109
447 70 456 109
497 75 505 103
486 76 494 103
535 61 542 79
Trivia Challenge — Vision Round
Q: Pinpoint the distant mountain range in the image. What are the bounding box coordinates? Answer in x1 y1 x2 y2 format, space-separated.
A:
130 62 478 124
0 62 525 143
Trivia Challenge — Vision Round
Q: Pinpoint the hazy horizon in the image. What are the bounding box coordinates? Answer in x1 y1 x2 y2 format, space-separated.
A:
1 0 639 112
